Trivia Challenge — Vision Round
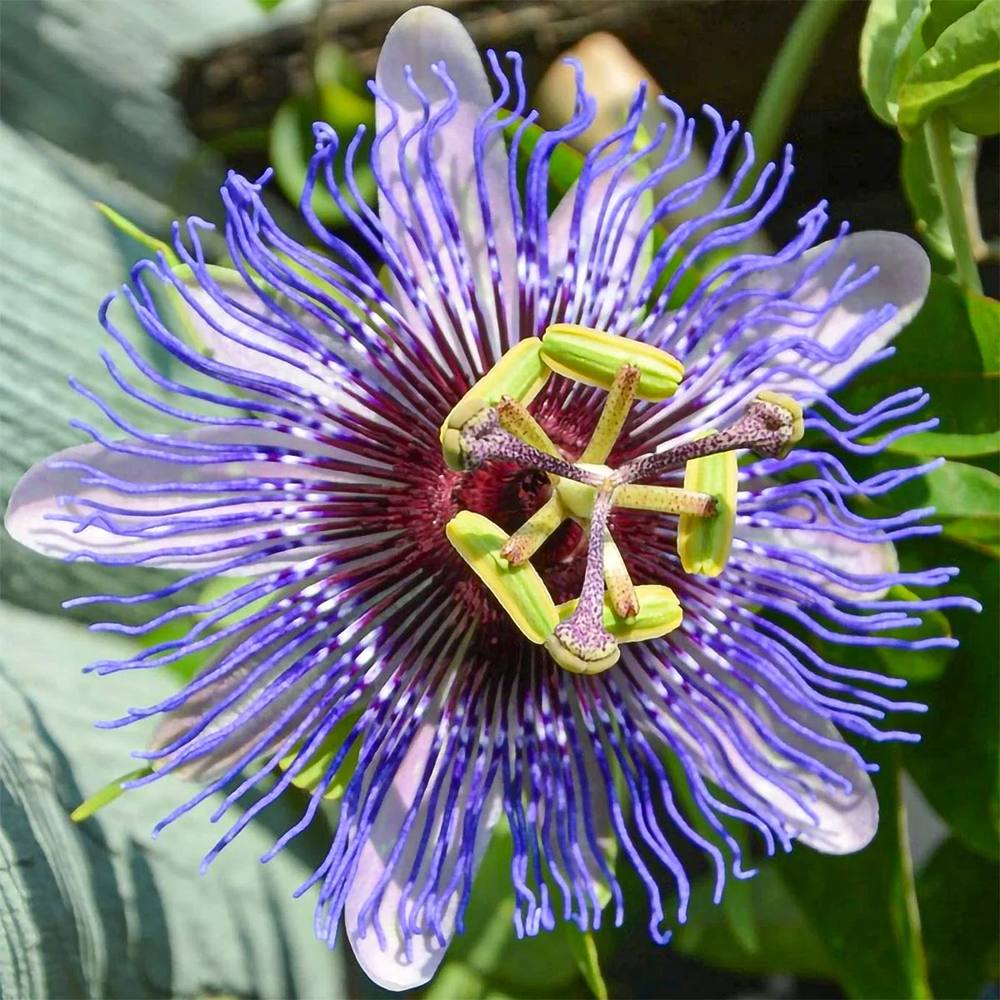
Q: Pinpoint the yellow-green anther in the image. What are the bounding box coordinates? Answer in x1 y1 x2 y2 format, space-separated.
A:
70 765 155 822
677 433 737 577
615 483 718 517
603 531 639 619
496 395 560 458
755 390 804 457
578 363 641 464
501 494 567 565
446 510 559 643
541 324 684 401
555 585 682 644
439 339 549 469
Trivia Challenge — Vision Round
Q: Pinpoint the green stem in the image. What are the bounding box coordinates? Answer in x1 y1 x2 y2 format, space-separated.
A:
893 756 933 1000
924 111 984 293
737 0 847 200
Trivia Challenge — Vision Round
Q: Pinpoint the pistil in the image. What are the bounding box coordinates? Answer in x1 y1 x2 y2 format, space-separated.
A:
619 393 803 484
458 408 603 486
545 481 623 674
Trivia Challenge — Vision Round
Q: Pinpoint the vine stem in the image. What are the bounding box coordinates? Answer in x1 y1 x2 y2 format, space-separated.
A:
924 111 984 293
737 0 847 201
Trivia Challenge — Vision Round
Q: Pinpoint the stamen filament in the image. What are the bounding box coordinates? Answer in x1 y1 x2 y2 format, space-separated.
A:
579 363 640 464
501 494 567 566
545 481 622 674
603 531 639 619
496 395 561 458
615 483 718 517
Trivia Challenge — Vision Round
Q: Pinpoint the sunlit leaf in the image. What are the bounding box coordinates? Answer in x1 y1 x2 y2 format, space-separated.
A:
859 0 931 126
0 602 343 998
897 0 1000 135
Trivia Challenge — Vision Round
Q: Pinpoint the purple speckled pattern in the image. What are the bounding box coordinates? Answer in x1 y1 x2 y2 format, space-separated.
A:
3 7 980 990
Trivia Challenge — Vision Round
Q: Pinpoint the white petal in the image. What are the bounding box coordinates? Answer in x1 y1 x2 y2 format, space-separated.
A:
346 723 502 991
172 265 346 399
375 5 516 361
547 168 651 327
764 231 930 392
662 675 878 855
4 428 347 574
737 506 899 601
681 232 930 401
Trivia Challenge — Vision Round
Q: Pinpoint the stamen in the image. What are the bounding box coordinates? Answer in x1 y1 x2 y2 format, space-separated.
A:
495 395 560 458
501 494 567 566
620 393 804 483
615 484 717 517
545 482 621 674
555 584 683 644
603 531 639 618
445 510 558 643
677 437 738 577
541 324 684 401
579 363 640 464
439 338 550 469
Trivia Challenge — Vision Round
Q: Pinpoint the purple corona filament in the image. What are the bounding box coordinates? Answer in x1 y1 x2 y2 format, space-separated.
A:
4 6 979 993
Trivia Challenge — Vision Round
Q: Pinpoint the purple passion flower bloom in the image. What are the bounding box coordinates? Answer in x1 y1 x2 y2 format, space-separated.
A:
5 5 976 991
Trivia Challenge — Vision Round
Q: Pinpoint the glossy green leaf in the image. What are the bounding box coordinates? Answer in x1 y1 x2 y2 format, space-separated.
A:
897 0 1000 135
900 121 980 269
879 427 1000 457
903 537 999 858
776 752 931 999
859 0 931 125
921 0 983 46
837 276 999 452
917 837 1000 997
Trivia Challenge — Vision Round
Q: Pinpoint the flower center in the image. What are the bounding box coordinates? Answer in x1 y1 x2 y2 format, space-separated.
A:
442 325 803 675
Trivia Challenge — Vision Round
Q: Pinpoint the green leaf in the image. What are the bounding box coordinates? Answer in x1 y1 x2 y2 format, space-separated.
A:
921 0 983 46
673 865 832 977
775 752 932 999
880 427 1000 457
859 0 931 126
917 837 1000 997
563 928 608 1000
0 602 343 999
900 121 979 269
94 202 179 266
837 275 1000 445
876 584 953 681
897 0 1000 135
903 537 999 858
254 0 285 10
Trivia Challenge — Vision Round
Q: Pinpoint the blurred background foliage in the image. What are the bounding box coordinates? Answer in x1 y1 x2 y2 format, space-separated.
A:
0 1 997 998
